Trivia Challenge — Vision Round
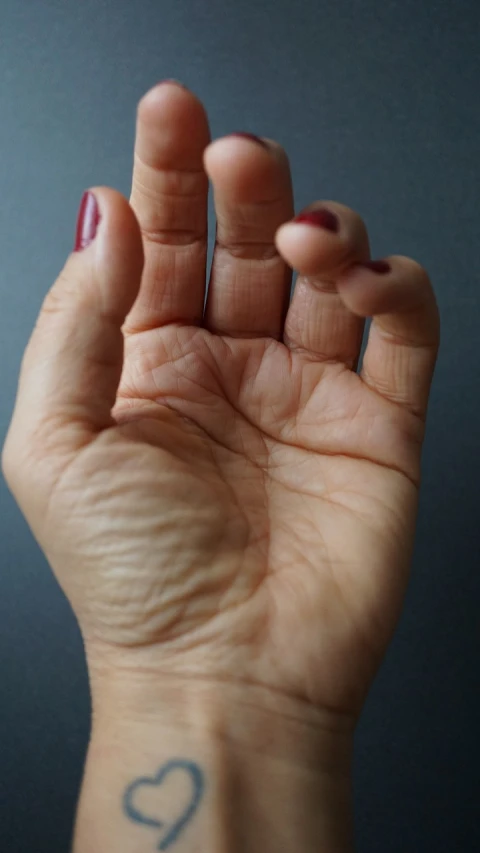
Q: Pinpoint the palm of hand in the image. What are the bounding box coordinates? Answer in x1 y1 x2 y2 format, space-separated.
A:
5 84 438 721
50 322 420 716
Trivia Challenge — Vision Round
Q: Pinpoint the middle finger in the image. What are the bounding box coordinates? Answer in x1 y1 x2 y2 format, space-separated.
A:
203 134 294 339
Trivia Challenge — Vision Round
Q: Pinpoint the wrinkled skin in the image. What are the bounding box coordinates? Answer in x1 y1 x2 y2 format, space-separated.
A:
3 83 439 724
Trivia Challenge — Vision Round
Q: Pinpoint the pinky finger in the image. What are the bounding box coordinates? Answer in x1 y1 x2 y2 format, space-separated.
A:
336 256 440 418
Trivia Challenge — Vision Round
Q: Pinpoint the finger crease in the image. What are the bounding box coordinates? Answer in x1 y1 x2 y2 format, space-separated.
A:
141 227 207 248
214 239 281 262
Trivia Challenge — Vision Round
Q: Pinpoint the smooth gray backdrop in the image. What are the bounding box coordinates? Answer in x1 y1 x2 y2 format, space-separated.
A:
1 1 479 850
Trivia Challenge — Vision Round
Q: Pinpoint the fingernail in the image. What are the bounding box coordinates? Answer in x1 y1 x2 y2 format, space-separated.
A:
74 191 100 252
228 132 268 148
359 260 391 274
159 78 188 89
294 208 339 233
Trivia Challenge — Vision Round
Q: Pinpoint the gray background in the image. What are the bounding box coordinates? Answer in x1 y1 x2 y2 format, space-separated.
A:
1 0 479 850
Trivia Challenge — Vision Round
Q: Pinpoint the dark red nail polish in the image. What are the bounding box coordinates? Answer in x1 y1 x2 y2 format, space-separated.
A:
229 132 268 148
294 208 340 233
74 191 100 252
359 260 391 274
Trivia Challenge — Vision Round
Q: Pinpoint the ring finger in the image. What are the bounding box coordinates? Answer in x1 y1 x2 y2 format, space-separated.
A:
275 202 371 366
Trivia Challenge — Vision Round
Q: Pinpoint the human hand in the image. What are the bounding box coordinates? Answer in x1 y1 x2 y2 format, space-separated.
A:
3 82 439 852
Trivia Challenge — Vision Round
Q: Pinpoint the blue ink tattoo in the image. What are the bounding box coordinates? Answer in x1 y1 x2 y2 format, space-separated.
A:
123 758 204 850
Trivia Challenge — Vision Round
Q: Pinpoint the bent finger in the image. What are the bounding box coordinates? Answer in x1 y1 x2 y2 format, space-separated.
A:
337 256 440 417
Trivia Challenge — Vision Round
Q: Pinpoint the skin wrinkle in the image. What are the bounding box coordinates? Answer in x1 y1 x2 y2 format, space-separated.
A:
213 239 282 261
205 272 290 338
133 152 208 182
214 187 290 211
132 154 208 253
107 404 414 660
135 399 271 570
360 365 429 423
284 283 363 366
133 176 207 201
139 229 207 247
372 320 438 349
316 490 409 547
2 81 443 853
83 502 253 646
327 471 413 517
302 276 338 293
89 666 357 734
118 327 421 487
287 346 358 368
85 409 270 651
68 218 429 659
94 384 276 653
130 544 240 637
39 437 101 548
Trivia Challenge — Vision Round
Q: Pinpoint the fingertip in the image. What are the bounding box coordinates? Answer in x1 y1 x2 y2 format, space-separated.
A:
335 257 395 317
204 135 289 202
86 186 142 251
274 217 340 277
135 82 210 169
137 79 196 116
71 186 144 320
204 133 270 163
203 134 269 175
275 202 371 279
336 255 438 328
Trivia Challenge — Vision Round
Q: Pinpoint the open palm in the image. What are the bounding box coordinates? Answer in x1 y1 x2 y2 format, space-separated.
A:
3 83 439 721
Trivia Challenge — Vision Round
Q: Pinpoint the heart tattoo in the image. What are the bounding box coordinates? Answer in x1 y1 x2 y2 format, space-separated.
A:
123 758 205 850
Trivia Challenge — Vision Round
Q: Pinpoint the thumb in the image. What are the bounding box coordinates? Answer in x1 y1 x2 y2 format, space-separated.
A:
3 187 144 477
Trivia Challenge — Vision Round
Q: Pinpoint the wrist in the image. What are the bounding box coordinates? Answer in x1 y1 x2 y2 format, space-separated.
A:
75 663 355 852
89 662 355 767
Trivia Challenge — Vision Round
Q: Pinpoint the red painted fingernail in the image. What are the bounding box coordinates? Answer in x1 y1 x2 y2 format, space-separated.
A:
228 132 268 148
74 191 100 252
294 208 339 233
359 260 391 274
